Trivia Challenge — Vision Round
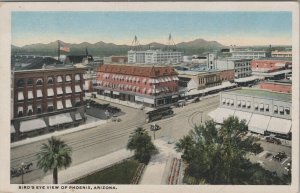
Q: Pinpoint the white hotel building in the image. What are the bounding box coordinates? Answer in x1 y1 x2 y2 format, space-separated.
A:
128 49 183 64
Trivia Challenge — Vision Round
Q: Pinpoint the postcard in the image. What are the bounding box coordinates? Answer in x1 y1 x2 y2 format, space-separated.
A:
0 2 299 193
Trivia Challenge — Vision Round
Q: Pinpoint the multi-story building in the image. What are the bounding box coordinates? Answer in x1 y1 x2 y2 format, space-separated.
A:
95 64 180 107
128 49 183 64
11 66 86 141
215 59 252 79
103 56 128 64
231 50 271 59
271 51 292 58
251 58 292 80
209 88 292 139
177 69 236 97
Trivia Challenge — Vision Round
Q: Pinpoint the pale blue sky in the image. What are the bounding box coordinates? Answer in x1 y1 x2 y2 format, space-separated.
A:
12 11 292 46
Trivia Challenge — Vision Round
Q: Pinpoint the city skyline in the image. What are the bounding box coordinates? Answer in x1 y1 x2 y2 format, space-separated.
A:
12 11 292 47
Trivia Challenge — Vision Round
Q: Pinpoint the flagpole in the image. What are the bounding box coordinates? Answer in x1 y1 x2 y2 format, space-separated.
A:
57 40 60 62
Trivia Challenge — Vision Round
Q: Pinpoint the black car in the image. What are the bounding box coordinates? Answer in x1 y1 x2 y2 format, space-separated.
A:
272 151 286 161
265 136 281 145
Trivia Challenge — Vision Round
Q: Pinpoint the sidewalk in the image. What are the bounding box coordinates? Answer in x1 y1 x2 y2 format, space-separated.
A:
139 139 181 184
30 148 134 184
90 95 154 111
11 119 107 148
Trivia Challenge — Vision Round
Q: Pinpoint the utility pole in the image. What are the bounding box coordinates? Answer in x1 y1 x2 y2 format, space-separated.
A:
57 40 60 62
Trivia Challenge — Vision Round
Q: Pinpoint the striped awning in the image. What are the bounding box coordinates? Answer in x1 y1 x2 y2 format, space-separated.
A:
18 92 24 101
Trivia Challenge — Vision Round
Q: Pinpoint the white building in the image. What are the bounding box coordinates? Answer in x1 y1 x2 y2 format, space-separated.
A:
215 59 252 79
209 88 292 139
128 49 183 64
271 51 292 58
231 50 270 59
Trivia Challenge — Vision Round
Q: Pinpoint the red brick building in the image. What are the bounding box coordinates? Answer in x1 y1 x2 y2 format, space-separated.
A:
12 66 86 140
251 59 291 73
259 81 292 94
219 69 235 82
95 64 179 107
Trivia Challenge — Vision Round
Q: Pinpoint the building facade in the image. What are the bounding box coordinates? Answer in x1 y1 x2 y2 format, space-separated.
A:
95 64 180 107
231 50 271 59
12 66 86 141
215 59 252 79
271 51 292 58
251 59 291 73
209 88 292 139
128 50 183 64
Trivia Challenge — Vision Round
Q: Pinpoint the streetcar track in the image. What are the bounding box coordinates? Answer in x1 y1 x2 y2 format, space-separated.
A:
11 97 219 167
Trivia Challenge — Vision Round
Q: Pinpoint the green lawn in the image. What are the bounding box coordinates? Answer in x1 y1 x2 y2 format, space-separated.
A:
72 159 140 184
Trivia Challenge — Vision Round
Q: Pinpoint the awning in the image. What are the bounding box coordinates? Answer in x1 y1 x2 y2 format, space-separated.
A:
226 99 230 104
47 88 54 97
279 106 284 112
57 87 63 95
65 86 72 94
57 101 63 110
246 102 251 107
242 101 246 106
57 76 63 83
49 113 73 126
274 106 278 111
222 98 226 103
75 85 82 93
18 106 23 113
172 95 178 98
104 90 110 94
66 75 71 81
37 89 43 97
259 104 264 109
248 114 271 134
18 92 24 101
230 99 234 105
237 101 241 105
267 117 291 135
208 108 235 124
27 105 33 111
265 104 269 110
143 78 147 83
113 91 120 95
65 99 72 108
75 74 81 81
136 77 140 82
234 110 252 124
20 118 47 132
75 113 83 121
132 77 136 82
28 91 33 99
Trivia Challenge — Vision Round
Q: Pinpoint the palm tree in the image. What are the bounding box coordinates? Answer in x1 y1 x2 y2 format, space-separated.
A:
36 136 72 184
127 127 158 164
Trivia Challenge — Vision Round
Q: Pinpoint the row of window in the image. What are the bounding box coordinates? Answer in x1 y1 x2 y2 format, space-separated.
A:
222 98 290 115
16 74 82 88
17 86 83 101
17 99 82 117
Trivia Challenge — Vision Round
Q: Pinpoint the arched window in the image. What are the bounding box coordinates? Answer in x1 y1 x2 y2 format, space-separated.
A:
36 78 43 86
16 79 24 87
47 77 54 84
75 74 81 81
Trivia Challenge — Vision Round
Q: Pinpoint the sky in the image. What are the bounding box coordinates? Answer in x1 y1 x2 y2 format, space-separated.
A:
12 11 292 47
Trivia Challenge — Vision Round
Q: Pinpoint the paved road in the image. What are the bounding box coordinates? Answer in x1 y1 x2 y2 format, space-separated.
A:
10 96 219 184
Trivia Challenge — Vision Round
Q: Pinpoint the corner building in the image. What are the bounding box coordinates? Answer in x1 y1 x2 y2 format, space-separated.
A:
95 64 179 108
12 66 86 141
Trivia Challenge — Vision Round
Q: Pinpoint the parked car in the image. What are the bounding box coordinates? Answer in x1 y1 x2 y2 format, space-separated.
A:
272 151 286 161
111 115 121 122
265 136 281 145
191 97 201 103
150 124 161 131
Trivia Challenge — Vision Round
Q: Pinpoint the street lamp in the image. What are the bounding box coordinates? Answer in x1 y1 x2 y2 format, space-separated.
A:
200 111 203 123
19 162 26 184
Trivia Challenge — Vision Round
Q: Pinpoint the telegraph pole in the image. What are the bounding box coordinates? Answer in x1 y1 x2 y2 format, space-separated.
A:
57 40 60 62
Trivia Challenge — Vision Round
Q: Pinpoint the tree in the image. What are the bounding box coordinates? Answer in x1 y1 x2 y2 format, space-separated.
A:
175 116 284 185
127 127 158 164
36 136 72 184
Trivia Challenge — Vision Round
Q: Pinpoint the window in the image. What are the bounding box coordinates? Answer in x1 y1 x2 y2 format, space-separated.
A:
242 101 246 108
285 107 290 115
47 102 54 112
36 105 42 114
47 77 54 84
246 101 251 109
27 79 33 86
16 79 24 87
237 100 241 107
36 78 43 86
57 76 63 83
274 105 278 114
65 75 71 82
265 104 269 112
254 103 258 110
279 106 284 115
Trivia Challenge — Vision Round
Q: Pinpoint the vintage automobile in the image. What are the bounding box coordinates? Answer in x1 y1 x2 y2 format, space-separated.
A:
272 151 286 161
265 136 281 145
150 124 161 131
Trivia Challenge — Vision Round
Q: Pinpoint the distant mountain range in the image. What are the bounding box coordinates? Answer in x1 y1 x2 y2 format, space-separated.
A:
11 38 227 57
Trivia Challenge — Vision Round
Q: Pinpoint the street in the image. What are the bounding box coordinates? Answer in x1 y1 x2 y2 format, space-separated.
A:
11 95 219 184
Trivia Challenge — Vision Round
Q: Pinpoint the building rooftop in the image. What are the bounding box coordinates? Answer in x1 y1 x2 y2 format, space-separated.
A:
226 88 291 102
98 64 178 77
